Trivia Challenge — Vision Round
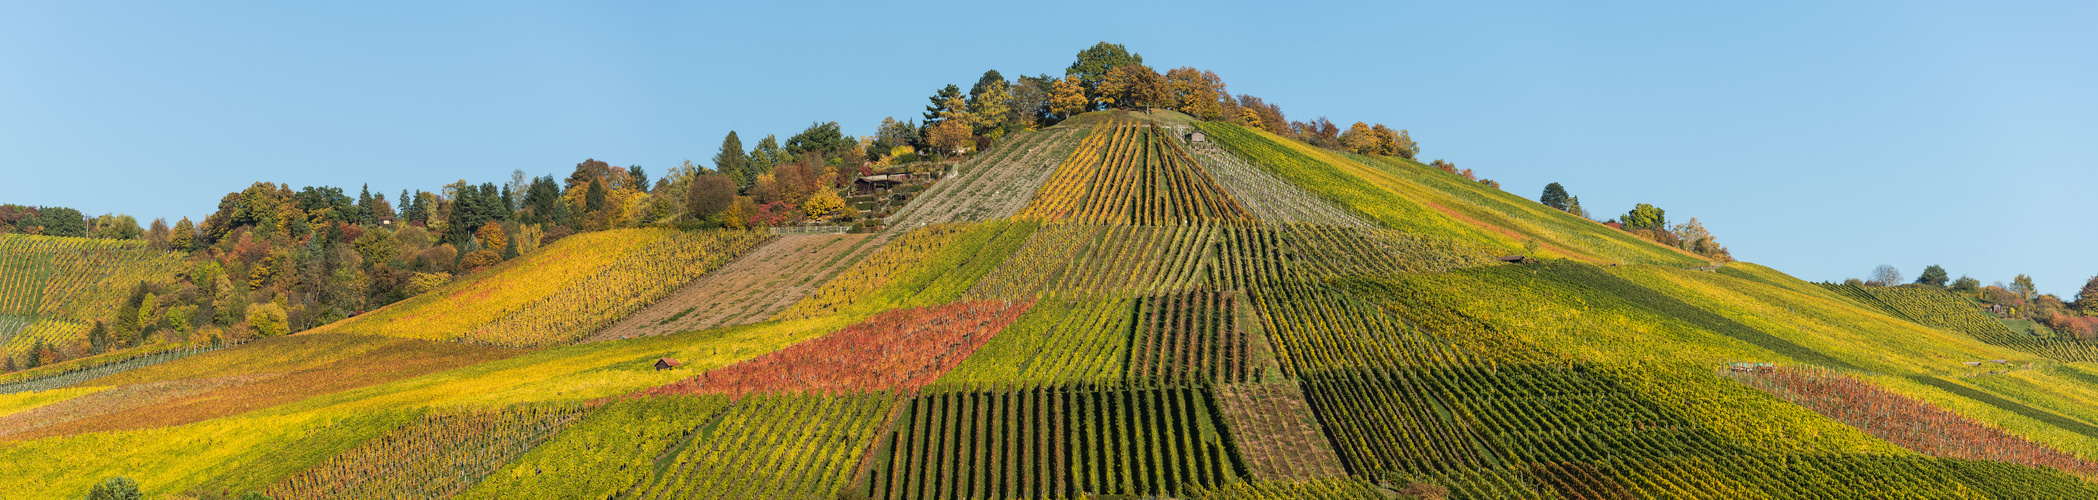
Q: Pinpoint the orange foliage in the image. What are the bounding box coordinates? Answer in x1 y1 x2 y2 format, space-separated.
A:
643 299 1034 397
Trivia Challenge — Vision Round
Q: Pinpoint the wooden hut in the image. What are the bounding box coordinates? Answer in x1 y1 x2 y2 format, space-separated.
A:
654 358 684 371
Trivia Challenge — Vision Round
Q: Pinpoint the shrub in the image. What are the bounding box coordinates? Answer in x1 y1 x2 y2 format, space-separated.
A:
86 476 141 500
246 302 289 337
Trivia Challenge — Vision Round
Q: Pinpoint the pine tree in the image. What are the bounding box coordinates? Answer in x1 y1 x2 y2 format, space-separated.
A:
2076 276 2098 315
715 131 749 190
1541 183 1571 211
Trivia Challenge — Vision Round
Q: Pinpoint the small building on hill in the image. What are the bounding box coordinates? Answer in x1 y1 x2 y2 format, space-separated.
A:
654 358 684 371
854 174 911 196
1497 255 1536 264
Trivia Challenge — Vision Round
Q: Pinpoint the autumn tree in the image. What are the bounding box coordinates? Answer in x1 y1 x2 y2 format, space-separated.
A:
1066 41 1143 107
686 174 737 220
1339 122 1379 154
1050 76 1089 120
1164 67 1222 119
475 223 507 252
968 74 1014 134
802 190 850 220
928 94 976 155
1671 217 1731 260
2011 274 2037 300
248 302 289 337
1621 203 1667 230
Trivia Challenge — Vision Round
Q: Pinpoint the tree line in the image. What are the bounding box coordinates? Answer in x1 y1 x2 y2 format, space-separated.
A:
1852 265 2098 340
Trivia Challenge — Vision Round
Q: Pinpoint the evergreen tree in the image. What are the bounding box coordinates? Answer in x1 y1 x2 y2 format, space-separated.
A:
584 179 608 214
748 135 783 177
88 320 109 354
922 84 963 125
714 131 749 191
356 184 375 225
1540 183 1571 211
970 69 1006 99
2076 276 2098 315
629 166 649 193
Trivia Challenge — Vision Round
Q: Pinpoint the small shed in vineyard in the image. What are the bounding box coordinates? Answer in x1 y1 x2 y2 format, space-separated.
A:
655 358 684 371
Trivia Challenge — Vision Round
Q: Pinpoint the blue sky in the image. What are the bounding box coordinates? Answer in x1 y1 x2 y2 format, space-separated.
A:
3 1 2093 296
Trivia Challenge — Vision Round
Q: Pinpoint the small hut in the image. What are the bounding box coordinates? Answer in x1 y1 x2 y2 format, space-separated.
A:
1187 131 1207 144
853 174 911 196
654 358 684 371
1497 255 1535 264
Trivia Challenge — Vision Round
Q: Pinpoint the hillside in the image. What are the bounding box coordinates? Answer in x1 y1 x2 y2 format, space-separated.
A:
3 104 2098 500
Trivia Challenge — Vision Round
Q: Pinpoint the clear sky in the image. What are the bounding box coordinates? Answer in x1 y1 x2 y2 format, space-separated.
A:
3 2 2093 297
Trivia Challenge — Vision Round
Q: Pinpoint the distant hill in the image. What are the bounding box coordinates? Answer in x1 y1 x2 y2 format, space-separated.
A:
5 104 2098 499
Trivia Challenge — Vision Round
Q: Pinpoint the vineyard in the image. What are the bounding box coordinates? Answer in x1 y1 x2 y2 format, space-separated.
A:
266 403 592 499
935 298 1137 387
1017 120 1254 226
0 234 186 365
634 393 895 499
1189 145 1374 228
589 232 877 341
1822 283 2098 362
11 108 2098 499
858 384 1239 499
461 395 734 498
316 228 768 347
1212 381 1348 480
1728 366 2098 476
0 234 185 320
887 127 1085 227
644 300 1033 397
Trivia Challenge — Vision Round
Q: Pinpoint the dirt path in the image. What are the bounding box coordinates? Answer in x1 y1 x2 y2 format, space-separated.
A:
586 233 879 342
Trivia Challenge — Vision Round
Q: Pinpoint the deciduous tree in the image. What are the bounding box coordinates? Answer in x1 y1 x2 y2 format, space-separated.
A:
1066 41 1142 106
1871 265 1904 287
1916 265 1950 287
1622 203 1667 230
1050 76 1088 120
2012 274 2037 300
686 174 737 219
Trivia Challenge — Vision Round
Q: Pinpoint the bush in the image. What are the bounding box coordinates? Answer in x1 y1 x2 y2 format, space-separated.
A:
459 249 503 274
87 476 141 500
246 303 289 337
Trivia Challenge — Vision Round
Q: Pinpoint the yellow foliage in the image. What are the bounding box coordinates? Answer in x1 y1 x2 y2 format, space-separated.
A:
802 190 849 220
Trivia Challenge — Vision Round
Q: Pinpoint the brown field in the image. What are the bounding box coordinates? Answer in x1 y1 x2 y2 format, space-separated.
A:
1215 380 1349 480
587 232 877 341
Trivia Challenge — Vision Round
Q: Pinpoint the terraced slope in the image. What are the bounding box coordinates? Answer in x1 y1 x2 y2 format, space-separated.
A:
588 232 876 341
310 228 767 346
887 127 1085 227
